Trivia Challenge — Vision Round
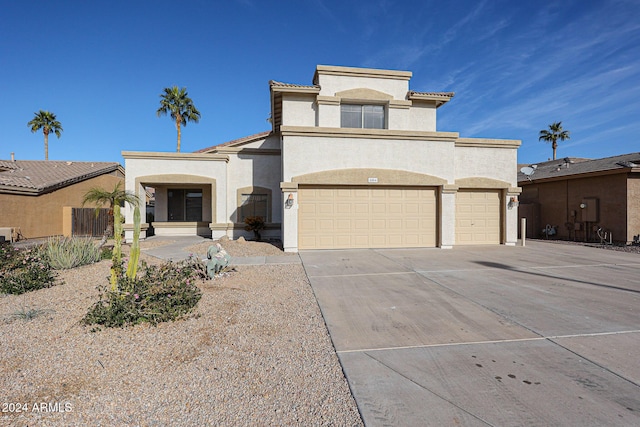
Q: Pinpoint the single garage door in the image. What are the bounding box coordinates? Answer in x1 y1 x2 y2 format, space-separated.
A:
455 190 501 245
298 186 436 250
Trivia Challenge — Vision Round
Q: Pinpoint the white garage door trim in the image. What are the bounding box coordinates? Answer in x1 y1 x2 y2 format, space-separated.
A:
298 185 437 250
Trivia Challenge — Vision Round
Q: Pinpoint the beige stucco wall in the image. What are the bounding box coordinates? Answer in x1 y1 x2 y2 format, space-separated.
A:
454 144 519 185
0 172 123 239
407 103 437 132
226 150 282 225
282 96 316 127
315 66 411 99
281 132 456 183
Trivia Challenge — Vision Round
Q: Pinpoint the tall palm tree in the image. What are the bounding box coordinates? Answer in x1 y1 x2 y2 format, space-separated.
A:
156 86 201 152
82 182 139 237
27 110 63 161
539 121 570 160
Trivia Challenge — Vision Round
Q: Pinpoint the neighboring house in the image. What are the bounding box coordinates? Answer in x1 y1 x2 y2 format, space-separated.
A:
123 65 521 252
0 158 124 240
518 153 640 244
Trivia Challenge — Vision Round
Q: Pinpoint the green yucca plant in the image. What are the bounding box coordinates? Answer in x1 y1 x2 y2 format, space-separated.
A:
126 205 141 280
45 236 101 270
110 204 124 291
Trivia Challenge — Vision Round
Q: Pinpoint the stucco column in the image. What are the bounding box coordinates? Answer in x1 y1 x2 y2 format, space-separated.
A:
440 185 458 249
124 181 147 242
505 187 522 246
281 183 298 252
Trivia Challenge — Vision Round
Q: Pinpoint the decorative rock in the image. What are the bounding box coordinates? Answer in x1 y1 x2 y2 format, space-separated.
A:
219 235 230 242
237 236 246 243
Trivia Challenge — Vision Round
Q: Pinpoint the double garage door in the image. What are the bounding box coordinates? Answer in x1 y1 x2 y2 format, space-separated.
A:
298 186 437 250
298 186 502 250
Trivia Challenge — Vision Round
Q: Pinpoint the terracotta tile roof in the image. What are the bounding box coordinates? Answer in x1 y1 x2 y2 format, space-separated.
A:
269 80 320 90
0 160 121 195
408 90 455 98
518 153 640 183
194 131 272 153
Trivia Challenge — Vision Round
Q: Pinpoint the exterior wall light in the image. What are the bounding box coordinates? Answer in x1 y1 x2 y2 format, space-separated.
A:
285 193 294 209
508 196 519 209
579 203 587 209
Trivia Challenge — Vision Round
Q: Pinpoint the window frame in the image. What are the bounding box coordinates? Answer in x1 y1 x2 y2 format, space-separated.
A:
236 186 272 223
340 103 386 129
167 188 203 222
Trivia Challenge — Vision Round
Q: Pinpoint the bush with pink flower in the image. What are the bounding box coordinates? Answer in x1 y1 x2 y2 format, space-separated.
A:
0 244 57 295
83 258 202 328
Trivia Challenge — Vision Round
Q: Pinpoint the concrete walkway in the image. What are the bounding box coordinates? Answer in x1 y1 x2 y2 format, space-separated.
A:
300 241 640 426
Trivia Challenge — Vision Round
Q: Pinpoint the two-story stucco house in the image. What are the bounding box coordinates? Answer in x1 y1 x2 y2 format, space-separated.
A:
123 65 521 252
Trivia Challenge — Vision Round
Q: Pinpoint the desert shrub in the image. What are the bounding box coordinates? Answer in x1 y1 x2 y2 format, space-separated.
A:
244 216 265 241
10 305 54 322
0 245 57 295
44 236 101 270
83 259 202 328
185 254 210 280
100 246 113 260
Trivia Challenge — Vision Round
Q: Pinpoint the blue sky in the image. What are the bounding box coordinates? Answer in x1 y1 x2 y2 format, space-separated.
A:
1 0 639 165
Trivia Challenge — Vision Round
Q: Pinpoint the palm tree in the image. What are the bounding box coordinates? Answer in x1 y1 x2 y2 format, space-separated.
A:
82 182 139 237
539 121 570 160
27 110 63 160
157 86 201 152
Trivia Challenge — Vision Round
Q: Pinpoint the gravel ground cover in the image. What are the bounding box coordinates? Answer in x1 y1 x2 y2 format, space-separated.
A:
0 244 362 426
530 238 640 254
184 238 297 258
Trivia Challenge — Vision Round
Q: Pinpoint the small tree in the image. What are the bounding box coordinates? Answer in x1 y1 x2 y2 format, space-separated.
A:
82 183 140 292
28 110 63 161
539 121 570 160
82 182 139 237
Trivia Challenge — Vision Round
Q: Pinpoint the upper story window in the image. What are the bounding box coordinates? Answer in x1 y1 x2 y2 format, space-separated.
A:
340 104 385 129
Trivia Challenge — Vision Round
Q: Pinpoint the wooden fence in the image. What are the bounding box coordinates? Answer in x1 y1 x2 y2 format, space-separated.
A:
71 208 110 237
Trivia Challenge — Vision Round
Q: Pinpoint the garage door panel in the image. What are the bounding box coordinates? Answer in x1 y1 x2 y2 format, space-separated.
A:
354 203 369 214
336 203 352 214
335 235 351 246
456 190 501 245
389 203 403 214
371 219 386 229
336 219 351 229
372 203 387 213
318 189 335 197
405 203 420 214
299 186 436 249
388 219 403 229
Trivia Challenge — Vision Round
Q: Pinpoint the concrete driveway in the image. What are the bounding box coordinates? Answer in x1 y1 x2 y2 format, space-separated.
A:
300 241 640 426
